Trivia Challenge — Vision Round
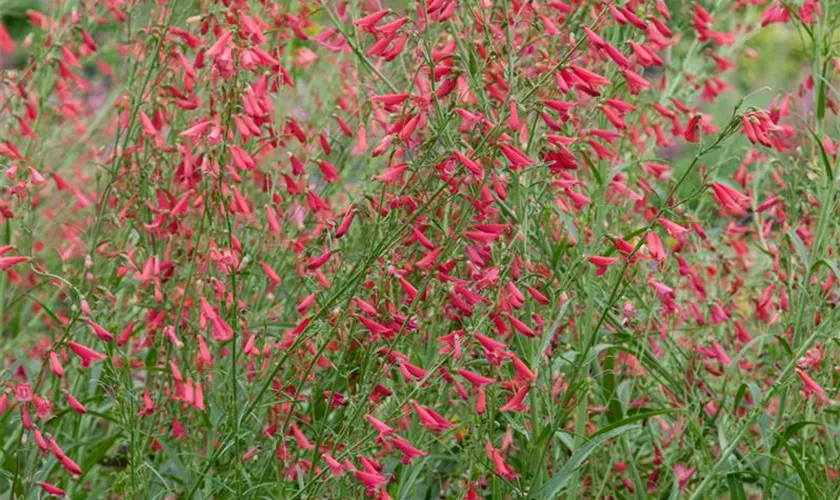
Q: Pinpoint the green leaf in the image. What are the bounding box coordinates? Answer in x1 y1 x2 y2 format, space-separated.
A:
555 208 579 244
396 457 430 500
581 151 603 186
468 49 479 79
601 349 623 423
774 335 793 356
596 409 674 435
540 299 570 362
771 421 824 453
618 340 684 398
728 334 775 368
728 470 804 496
786 230 810 270
816 58 827 123
731 384 748 416
79 433 121 480
554 431 575 452
28 294 62 326
726 472 748 500
782 421 824 441
810 258 840 279
780 437 822 500
532 425 555 454
158 436 192 485
807 127 832 182
725 454 747 500
532 424 641 499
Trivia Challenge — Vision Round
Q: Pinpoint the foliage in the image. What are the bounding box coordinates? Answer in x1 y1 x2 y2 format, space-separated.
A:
0 0 838 499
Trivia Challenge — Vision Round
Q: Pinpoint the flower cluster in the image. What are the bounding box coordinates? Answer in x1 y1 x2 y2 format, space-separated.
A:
0 0 837 498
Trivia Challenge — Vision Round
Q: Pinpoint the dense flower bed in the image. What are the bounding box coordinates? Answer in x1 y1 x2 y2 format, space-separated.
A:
0 0 837 498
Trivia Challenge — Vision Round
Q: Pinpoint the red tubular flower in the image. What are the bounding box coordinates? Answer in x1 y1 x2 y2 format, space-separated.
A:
322 453 343 477
86 320 114 342
485 440 519 480
623 69 653 94
709 182 751 216
40 482 66 497
761 2 791 26
66 392 87 414
0 256 29 270
499 143 535 169
411 401 454 433
588 255 618 276
499 385 530 412
796 368 828 402
456 368 495 387
49 352 64 378
391 436 428 464
67 341 106 368
684 115 702 142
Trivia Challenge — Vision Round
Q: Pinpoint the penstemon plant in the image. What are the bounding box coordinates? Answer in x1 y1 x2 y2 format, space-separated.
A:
0 0 838 498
